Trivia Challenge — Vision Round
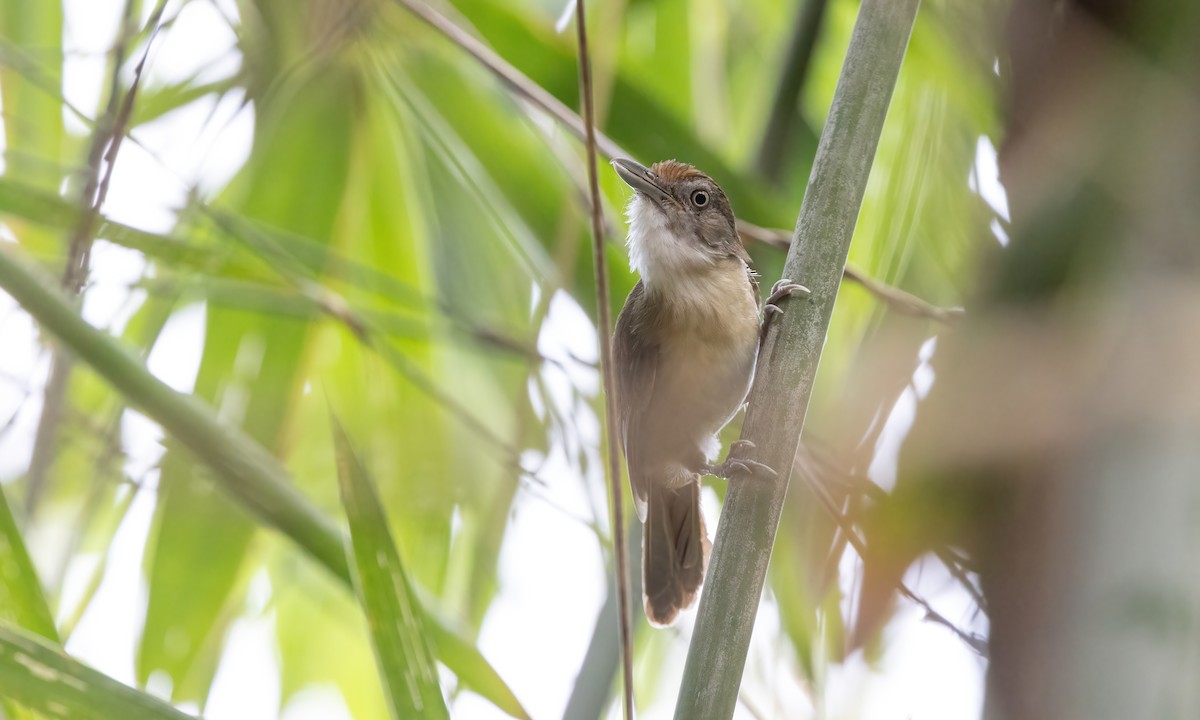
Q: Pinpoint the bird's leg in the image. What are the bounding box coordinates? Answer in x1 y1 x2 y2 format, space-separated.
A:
702 439 778 481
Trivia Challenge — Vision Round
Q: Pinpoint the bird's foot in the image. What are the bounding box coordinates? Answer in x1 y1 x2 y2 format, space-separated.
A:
703 441 778 481
761 279 810 342
764 279 810 320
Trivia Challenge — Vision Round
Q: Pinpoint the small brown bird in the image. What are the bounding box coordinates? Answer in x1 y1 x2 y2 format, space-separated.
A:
611 158 804 625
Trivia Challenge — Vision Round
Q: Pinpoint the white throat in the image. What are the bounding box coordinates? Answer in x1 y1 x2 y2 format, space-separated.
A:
624 194 716 290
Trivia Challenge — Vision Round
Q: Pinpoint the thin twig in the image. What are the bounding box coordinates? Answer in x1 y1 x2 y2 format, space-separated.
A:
63 0 167 292
797 442 987 611
842 264 964 324
26 0 148 515
392 0 960 328
393 0 627 160
735 221 965 324
801 467 989 656
572 1 635 718
896 581 989 655
834 463 988 611
94 12 165 213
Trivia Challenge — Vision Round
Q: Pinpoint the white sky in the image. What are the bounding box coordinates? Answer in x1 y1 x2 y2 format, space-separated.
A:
0 1 1001 717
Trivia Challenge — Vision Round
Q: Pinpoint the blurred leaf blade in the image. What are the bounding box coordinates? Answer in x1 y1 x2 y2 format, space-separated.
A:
0 240 527 719
0 486 58 643
139 59 359 703
0 177 227 269
132 77 237 126
0 0 1024 715
0 0 65 257
332 416 451 720
436 0 785 221
0 623 196 720
421 602 531 719
0 241 350 575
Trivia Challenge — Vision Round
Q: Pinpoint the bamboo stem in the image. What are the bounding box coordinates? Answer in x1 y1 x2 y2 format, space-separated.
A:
673 0 922 716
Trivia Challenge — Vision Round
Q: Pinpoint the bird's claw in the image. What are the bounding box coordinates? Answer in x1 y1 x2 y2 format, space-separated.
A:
766 279 811 310
703 454 777 481
761 279 810 343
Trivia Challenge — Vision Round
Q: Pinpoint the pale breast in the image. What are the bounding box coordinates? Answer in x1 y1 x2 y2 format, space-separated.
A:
654 265 760 434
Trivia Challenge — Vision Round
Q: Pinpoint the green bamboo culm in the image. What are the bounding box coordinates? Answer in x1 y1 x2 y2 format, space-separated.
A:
673 0 922 717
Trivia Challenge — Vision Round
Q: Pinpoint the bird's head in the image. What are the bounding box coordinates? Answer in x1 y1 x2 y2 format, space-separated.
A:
612 158 747 287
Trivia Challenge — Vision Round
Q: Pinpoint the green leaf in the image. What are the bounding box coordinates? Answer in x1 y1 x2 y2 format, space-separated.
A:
0 486 58 643
0 622 196 720
438 0 788 221
273 567 391 720
332 417 450 720
132 78 236 127
0 178 227 270
139 60 359 704
0 4 64 188
0 0 66 256
0 241 527 720
418 590 531 720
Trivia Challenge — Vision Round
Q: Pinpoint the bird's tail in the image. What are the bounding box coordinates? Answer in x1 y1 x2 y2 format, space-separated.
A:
642 479 710 626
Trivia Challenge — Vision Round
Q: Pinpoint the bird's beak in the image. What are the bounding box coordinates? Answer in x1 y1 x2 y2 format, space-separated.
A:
612 158 673 206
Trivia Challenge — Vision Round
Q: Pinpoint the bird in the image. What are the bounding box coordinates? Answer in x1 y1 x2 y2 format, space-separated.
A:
610 158 806 625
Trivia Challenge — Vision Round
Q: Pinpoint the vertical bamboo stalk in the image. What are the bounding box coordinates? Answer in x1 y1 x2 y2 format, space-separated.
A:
573 0 637 715
673 0 921 717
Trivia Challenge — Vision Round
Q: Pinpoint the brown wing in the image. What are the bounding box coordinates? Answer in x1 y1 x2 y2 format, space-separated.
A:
612 280 658 522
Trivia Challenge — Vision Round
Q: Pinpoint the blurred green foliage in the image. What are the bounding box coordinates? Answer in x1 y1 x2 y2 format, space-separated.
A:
0 0 1001 716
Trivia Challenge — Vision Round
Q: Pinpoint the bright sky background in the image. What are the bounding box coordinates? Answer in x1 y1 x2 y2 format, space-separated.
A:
0 1 1005 717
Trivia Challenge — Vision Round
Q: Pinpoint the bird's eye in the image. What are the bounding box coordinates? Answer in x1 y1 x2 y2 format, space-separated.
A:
691 190 709 207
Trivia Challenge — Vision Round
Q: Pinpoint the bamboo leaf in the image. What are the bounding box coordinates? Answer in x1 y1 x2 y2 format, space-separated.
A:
0 177 423 303
0 178 224 269
425 0 786 223
132 77 236 126
0 240 348 574
139 60 359 704
331 417 451 720
0 241 525 718
0 486 58 643
418 594 531 720
0 2 64 193
0 622 196 720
